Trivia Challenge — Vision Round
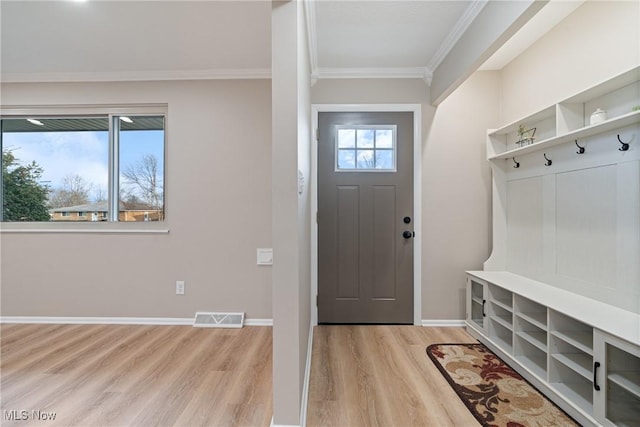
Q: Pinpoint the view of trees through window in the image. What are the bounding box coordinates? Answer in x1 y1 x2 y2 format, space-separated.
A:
1 114 164 222
336 126 396 171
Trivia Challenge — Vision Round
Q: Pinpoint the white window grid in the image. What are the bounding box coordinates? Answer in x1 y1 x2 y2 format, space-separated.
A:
334 125 397 172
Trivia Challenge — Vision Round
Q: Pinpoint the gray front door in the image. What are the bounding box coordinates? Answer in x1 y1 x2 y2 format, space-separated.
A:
318 111 414 324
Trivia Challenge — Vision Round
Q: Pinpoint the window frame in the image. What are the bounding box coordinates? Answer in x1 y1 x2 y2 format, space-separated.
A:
334 124 397 172
0 105 167 230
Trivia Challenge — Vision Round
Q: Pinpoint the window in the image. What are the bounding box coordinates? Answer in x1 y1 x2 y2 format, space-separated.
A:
336 125 396 171
0 109 165 222
118 116 165 222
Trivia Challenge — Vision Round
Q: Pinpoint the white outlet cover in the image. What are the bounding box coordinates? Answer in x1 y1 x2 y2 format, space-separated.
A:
257 248 273 265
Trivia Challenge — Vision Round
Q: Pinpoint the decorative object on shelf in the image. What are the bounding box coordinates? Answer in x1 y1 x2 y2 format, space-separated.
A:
512 157 520 168
575 140 585 154
590 108 607 125
516 124 536 147
632 105 640 112
617 134 630 151
544 153 552 166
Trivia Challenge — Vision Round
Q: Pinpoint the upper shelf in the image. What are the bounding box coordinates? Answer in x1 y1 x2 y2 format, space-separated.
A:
487 65 640 160
489 110 640 161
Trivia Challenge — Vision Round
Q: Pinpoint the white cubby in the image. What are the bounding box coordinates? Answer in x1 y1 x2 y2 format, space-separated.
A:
488 289 513 353
515 336 547 379
466 271 640 427
549 362 593 414
515 296 547 331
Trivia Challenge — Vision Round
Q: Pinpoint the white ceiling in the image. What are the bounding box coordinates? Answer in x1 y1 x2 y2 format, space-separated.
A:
0 0 272 81
0 0 581 84
312 0 478 78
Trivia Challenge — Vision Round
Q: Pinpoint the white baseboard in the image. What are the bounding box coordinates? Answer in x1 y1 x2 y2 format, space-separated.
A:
245 318 273 326
0 316 273 326
421 319 465 327
270 418 299 427
300 322 314 427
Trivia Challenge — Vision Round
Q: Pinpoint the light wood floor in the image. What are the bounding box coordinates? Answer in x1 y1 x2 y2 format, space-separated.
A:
306 326 480 427
0 324 272 427
2 324 478 427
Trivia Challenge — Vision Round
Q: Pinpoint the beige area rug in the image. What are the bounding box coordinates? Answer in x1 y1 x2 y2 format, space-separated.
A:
426 343 581 427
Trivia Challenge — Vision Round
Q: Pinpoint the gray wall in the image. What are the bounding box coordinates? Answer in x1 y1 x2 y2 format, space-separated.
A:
421 72 498 319
0 79 273 320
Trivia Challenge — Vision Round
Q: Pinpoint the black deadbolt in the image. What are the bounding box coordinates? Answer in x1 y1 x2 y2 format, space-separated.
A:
403 216 411 224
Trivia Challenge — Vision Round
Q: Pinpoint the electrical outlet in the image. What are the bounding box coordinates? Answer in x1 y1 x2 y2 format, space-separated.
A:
176 281 185 295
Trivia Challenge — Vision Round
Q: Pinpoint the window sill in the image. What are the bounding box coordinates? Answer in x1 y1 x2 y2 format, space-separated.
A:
0 223 169 234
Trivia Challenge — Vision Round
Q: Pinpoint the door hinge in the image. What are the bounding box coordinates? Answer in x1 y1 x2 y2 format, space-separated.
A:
316 295 318 306
316 128 319 142
316 211 319 224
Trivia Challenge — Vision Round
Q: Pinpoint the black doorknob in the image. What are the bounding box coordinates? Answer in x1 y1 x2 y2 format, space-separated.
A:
402 230 414 239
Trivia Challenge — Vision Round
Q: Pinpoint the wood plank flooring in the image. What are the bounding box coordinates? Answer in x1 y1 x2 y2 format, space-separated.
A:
0 324 272 427
306 326 480 427
2 324 478 427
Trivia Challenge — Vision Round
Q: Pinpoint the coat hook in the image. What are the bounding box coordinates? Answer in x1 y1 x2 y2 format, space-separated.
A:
544 153 552 166
618 134 630 151
512 157 520 168
575 140 585 154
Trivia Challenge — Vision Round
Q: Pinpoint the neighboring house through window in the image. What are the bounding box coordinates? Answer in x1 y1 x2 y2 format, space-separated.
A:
0 107 166 222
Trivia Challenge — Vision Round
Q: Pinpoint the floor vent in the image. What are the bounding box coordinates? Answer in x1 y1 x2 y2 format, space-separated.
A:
193 312 244 328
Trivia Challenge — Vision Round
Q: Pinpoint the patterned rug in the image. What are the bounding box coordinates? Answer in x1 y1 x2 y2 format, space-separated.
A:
426 343 580 427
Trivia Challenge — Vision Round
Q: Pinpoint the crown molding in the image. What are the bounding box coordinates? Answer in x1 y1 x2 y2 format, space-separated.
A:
313 67 432 84
0 68 272 84
304 0 318 84
427 0 489 72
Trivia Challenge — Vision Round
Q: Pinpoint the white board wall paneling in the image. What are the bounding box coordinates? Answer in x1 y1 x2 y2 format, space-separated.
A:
556 165 617 289
541 174 556 283
506 177 543 277
617 160 640 313
484 162 508 271
496 123 640 313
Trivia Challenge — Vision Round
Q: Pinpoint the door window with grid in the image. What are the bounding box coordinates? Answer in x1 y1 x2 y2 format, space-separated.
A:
335 125 396 172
